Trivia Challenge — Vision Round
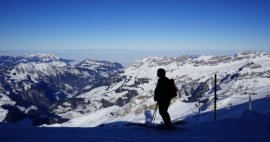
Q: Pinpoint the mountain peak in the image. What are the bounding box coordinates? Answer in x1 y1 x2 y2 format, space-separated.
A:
19 53 61 62
235 51 269 58
75 59 124 70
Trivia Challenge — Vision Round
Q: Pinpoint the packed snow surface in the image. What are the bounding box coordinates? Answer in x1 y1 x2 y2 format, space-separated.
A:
1 114 270 142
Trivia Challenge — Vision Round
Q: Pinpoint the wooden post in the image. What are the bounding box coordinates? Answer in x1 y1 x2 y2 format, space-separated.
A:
249 94 251 110
214 74 217 121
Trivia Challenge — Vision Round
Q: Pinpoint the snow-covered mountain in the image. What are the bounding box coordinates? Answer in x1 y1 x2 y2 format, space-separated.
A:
51 51 270 127
0 53 71 68
75 59 124 78
1 51 270 127
17 53 62 63
0 53 123 125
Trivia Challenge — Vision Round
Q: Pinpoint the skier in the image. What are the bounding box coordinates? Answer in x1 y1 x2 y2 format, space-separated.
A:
154 68 174 130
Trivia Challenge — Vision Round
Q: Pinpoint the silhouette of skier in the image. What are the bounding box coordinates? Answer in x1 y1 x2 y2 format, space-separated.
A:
154 68 173 129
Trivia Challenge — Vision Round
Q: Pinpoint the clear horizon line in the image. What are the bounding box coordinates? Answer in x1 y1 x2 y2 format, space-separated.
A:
0 49 267 51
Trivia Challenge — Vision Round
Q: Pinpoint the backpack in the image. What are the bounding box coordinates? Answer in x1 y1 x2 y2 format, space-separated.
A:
168 79 177 99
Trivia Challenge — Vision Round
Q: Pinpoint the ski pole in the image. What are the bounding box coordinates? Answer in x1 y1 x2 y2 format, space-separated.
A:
147 103 158 134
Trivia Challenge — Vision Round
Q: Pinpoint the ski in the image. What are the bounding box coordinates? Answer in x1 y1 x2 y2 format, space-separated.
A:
154 126 190 131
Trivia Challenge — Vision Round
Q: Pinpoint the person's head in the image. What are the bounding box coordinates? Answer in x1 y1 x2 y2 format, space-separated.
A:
157 68 166 78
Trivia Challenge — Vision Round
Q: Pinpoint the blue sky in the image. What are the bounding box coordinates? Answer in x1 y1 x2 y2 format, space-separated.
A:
0 0 270 52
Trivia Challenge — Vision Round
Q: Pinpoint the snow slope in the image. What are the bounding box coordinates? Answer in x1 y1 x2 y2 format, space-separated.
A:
49 87 270 128
1 113 270 142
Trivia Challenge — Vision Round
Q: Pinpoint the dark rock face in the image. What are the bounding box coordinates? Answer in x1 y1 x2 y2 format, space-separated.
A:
0 55 16 68
188 82 210 102
20 82 57 108
2 105 26 123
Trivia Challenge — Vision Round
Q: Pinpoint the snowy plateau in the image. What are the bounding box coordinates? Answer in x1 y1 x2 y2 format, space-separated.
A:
1 51 270 142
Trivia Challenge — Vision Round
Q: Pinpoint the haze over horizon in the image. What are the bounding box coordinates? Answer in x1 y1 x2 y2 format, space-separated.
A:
1 0 269 52
1 49 269 68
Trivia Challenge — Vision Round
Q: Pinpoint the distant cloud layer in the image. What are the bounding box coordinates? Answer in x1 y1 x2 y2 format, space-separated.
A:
1 49 269 68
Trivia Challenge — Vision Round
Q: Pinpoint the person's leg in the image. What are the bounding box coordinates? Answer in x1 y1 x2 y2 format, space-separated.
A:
158 100 172 128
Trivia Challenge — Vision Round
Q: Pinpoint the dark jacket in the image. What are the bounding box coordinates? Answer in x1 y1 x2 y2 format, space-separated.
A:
154 77 171 102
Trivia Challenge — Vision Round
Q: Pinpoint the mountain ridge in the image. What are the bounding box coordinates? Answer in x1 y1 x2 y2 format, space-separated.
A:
1 51 270 127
